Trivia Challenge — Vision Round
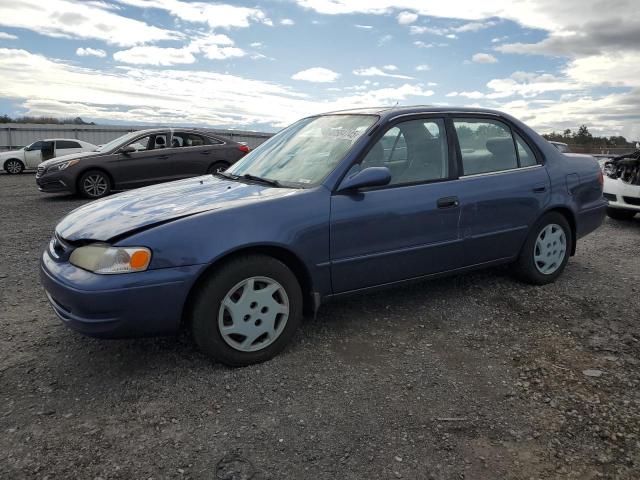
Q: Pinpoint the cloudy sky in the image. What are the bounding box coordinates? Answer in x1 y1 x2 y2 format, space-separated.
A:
0 0 638 138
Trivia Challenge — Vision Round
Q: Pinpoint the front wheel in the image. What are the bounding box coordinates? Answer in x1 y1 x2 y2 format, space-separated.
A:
190 254 303 366
514 212 572 285
4 159 24 174
606 207 636 220
78 170 111 199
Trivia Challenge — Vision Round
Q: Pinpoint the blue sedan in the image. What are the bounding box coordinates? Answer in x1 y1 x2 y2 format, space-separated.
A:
40 107 606 366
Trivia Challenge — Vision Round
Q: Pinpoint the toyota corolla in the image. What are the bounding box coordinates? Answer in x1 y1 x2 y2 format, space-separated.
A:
40 107 606 366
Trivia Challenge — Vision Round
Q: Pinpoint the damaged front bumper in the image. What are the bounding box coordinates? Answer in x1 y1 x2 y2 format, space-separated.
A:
603 150 640 211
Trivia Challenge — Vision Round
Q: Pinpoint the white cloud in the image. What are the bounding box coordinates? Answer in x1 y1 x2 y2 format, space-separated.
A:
354 24 373 29
114 46 197 66
472 53 498 63
0 48 440 129
409 25 442 35
76 47 107 58
0 0 179 46
0 32 17 40
250 42 263 48
447 90 484 99
280 18 295 26
353 67 414 79
453 21 496 33
115 0 272 29
486 71 581 98
291 67 340 83
199 45 246 61
413 41 433 48
378 34 393 46
396 11 418 25
565 52 640 88
415 64 430 71
113 33 244 65
382 64 398 71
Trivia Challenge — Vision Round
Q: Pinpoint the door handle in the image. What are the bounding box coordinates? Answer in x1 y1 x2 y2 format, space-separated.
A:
200 150 211 155
157 155 170 160
532 185 547 193
437 196 459 208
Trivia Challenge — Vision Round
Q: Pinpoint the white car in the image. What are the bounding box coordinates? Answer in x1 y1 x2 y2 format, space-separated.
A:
603 151 640 220
1 138 97 174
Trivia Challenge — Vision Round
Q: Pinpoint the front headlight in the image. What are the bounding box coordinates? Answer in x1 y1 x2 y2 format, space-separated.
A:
69 244 152 274
48 159 80 172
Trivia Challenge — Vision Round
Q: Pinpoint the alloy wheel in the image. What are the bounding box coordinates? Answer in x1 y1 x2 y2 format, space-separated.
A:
6 160 23 174
83 174 108 197
217 276 289 352
533 223 566 275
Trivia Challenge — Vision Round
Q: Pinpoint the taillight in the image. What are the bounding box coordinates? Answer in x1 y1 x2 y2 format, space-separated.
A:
238 145 250 154
597 170 604 188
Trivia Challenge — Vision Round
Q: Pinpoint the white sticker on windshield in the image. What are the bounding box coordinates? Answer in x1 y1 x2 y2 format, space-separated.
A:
325 127 362 141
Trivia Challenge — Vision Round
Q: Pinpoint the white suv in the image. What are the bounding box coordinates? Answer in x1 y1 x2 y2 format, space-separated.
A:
1 138 97 174
603 151 640 220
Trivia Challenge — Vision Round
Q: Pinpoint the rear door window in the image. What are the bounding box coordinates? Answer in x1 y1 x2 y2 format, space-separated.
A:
56 140 81 149
171 132 209 148
453 119 518 175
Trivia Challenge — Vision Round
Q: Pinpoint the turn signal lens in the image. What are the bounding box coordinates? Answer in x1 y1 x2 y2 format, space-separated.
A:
238 144 250 154
129 249 151 269
69 244 152 274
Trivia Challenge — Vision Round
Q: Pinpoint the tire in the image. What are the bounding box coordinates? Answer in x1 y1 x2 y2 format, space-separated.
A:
190 254 303 366
606 207 636 220
208 161 230 174
4 159 24 174
78 170 111 199
514 212 572 285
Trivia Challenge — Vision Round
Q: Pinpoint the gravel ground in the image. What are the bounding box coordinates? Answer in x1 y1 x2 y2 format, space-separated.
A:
1 172 639 480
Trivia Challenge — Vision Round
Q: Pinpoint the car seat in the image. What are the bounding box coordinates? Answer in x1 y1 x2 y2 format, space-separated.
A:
485 137 517 172
155 136 166 149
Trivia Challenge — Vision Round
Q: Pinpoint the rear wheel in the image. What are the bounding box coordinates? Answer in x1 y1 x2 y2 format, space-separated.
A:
514 212 572 285
78 170 111 199
4 159 24 174
208 161 230 174
190 254 303 366
606 207 636 220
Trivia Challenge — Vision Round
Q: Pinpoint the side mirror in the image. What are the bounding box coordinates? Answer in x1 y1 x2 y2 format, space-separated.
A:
119 145 136 155
338 166 391 192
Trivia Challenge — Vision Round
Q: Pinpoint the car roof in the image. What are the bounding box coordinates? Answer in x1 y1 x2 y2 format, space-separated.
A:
118 127 237 143
41 138 92 142
320 105 509 120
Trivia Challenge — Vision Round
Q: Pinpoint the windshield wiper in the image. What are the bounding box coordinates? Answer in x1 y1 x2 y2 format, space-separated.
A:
215 171 282 187
241 173 282 187
215 171 240 180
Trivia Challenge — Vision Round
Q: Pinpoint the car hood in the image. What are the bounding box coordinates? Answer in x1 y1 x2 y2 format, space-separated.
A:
0 148 24 159
40 151 99 168
56 175 298 242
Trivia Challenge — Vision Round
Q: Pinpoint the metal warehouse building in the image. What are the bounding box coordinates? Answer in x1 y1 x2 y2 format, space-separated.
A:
0 123 274 151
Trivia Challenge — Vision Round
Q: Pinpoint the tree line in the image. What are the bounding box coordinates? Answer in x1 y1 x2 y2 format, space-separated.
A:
0 114 95 125
542 125 637 148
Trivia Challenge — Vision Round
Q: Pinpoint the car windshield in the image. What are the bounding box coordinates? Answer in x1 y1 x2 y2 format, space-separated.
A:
94 131 141 153
226 114 378 187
